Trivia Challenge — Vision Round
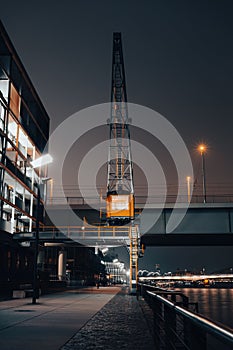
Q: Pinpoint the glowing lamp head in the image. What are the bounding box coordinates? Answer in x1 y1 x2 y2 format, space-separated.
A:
198 144 207 154
31 154 53 169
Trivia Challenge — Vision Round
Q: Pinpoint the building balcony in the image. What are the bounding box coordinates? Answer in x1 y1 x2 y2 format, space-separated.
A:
4 157 32 191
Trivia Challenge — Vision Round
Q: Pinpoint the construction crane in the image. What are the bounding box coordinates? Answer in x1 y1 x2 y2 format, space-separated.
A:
106 33 139 292
106 32 134 226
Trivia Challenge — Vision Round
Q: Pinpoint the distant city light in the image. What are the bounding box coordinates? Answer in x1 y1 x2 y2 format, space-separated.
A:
139 274 233 281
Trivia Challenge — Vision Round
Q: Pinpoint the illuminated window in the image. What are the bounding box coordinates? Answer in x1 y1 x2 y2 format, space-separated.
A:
7 115 18 143
10 83 21 118
0 79 9 100
18 127 28 157
0 104 5 130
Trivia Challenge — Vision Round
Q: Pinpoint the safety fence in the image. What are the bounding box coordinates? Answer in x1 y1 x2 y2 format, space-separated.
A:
138 283 233 349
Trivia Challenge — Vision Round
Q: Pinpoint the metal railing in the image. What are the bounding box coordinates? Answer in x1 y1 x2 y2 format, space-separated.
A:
139 284 233 349
14 225 132 242
46 194 233 206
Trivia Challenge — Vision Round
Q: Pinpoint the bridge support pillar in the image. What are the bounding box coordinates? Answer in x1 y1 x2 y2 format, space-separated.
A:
58 250 67 281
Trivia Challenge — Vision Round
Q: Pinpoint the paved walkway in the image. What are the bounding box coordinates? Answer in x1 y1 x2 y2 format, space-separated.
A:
62 287 155 350
0 287 119 350
0 286 155 350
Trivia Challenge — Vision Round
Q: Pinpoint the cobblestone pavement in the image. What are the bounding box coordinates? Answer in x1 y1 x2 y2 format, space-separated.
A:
61 288 155 350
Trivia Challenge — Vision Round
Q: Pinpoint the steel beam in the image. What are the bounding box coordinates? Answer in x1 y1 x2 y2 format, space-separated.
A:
141 233 233 246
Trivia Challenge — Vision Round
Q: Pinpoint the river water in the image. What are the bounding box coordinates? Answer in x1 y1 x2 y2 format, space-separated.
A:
177 288 233 330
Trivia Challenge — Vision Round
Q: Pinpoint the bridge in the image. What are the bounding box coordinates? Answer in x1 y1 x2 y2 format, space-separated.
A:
140 202 233 246
15 198 232 246
14 225 136 247
13 198 233 250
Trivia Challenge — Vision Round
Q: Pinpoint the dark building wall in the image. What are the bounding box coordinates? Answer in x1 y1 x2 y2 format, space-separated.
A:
0 232 34 296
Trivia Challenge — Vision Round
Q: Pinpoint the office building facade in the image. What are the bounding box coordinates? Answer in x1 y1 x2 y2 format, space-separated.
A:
0 22 106 294
0 20 50 293
0 20 50 235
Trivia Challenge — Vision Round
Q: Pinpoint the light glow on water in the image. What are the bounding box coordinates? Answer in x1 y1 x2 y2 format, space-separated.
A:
179 288 233 330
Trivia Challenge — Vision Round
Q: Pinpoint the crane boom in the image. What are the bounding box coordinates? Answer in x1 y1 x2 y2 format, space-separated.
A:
106 33 134 225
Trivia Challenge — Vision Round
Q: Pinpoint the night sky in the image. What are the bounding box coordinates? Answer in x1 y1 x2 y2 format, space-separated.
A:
1 0 233 272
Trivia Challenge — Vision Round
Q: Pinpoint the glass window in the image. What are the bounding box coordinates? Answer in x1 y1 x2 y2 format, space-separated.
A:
7 115 18 144
0 79 9 100
10 83 21 118
18 127 27 157
0 103 6 130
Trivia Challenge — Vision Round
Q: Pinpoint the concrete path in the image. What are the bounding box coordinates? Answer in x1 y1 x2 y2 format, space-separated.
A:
0 287 120 350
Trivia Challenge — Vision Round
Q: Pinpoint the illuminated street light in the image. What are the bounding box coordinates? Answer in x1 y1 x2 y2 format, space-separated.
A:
101 247 109 255
31 154 53 304
198 144 207 154
31 153 53 169
198 144 207 203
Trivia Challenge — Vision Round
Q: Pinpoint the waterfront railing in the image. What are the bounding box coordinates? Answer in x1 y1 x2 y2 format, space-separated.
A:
139 283 233 349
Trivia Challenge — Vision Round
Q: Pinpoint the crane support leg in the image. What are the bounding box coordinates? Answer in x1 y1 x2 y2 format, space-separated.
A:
129 224 140 293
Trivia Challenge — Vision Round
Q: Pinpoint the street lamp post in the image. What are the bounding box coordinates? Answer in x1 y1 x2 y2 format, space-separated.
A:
198 144 207 203
32 184 41 304
31 154 53 304
186 176 191 203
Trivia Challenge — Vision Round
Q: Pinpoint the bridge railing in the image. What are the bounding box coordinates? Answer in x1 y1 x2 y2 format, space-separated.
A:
139 283 233 349
14 225 132 242
45 194 233 206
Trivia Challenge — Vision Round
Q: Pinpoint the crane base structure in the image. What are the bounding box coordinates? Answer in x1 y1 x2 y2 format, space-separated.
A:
128 224 141 293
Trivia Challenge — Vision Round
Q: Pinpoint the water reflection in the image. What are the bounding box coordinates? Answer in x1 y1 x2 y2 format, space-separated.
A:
179 288 233 329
